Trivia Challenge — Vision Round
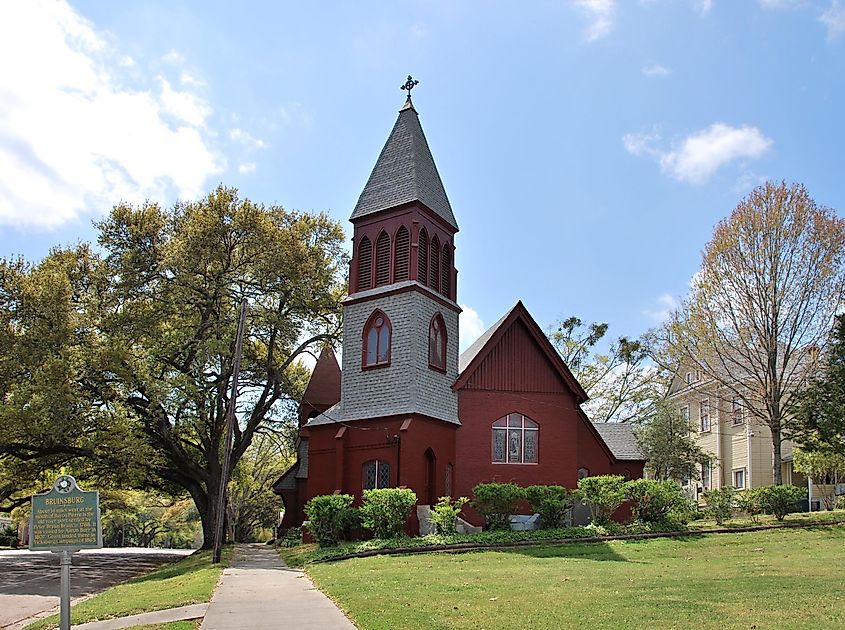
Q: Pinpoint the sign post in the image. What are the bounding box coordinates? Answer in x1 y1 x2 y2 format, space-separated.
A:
30 475 102 630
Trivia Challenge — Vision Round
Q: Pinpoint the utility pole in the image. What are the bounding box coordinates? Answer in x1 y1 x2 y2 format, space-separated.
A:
213 298 247 564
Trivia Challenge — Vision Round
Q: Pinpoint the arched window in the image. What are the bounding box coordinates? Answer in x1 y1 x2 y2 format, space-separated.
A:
417 228 429 286
363 460 391 490
362 310 391 368
394 225 410 282
441 244 451 298
578 467 590 480
430 235 441 292
444 463 453 497
375 230 391 286
492 413 538 464
357 236 372 291
428 313 447 372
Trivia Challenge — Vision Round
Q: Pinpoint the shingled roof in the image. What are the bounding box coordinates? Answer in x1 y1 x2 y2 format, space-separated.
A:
350 97 458 230
591 423 645 461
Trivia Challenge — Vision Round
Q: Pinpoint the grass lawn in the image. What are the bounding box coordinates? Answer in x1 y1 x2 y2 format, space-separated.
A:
24 549 230 630
306 525 845 630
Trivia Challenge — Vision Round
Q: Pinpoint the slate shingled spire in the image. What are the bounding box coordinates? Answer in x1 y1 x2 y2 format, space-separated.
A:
350 93 458 230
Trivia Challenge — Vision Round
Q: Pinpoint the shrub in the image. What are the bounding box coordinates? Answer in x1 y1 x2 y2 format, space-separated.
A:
524 485 573 529
304 494 354 547
703 487 736 524
472 483 524 531
757 485 806 521
735 489 764 523
836 496 845 510
624 479 689 525
429 496 470 534
278 526 303 548
360 488 417 539
574 475 627 525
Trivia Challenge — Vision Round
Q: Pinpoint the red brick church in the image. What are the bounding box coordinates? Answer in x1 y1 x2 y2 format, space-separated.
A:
273 87 644 530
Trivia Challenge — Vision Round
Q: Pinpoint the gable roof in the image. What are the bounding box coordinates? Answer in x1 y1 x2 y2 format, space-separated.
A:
591 422 645 461
299 347 341 412
350 98 458 230
455 301 588 402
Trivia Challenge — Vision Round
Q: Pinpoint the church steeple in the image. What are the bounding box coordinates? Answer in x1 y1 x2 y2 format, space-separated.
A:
350 83 458 231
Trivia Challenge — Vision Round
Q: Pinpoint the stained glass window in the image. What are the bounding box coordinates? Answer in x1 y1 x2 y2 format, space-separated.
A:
429 314 446 371
492 414 538 464
444 463 453 497
363 310 391 367
363 460 391 490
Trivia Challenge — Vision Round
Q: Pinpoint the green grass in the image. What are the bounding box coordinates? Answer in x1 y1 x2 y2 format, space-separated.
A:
279 509 845 567
305 526 845 630
24 549 230 630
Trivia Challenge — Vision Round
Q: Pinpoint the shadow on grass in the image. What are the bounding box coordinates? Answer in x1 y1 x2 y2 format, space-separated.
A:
493 541 631 562
127 548 226 585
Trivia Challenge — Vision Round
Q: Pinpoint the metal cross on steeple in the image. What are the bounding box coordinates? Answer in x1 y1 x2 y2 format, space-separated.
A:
401 75 419 98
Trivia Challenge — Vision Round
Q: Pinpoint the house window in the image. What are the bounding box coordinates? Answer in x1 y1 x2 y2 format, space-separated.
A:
492 413 538 464
362 310 391 368
363 460 391 490
685 371 692 385
732 397 744 425
394 226 410 281
578 467 590 480
679 405 690 425
444 463 453 497
701 461 712 491
699 400 711 432
733 468 746 489
357 236 372 291
417 228 429 286
375 230 391 286
428 314 447 371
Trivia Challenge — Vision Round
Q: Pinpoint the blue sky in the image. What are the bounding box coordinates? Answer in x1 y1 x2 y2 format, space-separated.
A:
1 0 844 351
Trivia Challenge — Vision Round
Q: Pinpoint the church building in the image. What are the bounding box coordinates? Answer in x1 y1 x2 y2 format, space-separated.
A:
273 84 644 530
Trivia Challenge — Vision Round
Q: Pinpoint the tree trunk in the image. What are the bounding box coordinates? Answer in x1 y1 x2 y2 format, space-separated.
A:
771 427 783 485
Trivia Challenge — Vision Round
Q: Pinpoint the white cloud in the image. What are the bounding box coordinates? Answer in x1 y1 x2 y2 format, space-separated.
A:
623 123 773 185
229 128 267 150
820 1 845 38
0 1 223 229
694 0 713 14
238 162 256 175
459 305 486 352
162 49 185 65
641 64 671 78
643 293 679 322
573 0 616 41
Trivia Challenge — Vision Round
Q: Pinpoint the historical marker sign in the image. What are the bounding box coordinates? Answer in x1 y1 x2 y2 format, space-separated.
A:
29 475 102 551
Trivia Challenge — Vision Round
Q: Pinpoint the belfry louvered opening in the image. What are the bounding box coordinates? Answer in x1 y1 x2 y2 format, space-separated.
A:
357 236 372 291
375 230 391 286
430 235 441 293
441 244 451 298
394 225 410 281
417 228 429 286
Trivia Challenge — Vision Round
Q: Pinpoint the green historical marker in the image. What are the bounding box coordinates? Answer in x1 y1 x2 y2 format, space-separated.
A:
30 475 102 630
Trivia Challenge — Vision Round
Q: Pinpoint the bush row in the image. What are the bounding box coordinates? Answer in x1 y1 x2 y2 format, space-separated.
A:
702 485 806 524
472 477 694 530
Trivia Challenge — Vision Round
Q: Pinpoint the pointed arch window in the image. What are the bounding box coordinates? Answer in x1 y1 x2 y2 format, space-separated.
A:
444 463 453 498
492 413 538 464
362 309 391 368
428 313 447 372
375 230 391 286
441 244 451 298
363 460 391 490
417 228 429 286
394 225 410 282
430 235 441 292
357 236 372 292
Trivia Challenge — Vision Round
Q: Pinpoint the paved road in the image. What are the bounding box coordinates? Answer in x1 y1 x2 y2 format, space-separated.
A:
0 547 192 629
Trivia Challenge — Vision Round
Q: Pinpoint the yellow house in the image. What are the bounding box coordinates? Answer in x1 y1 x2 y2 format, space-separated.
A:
666 368 813 502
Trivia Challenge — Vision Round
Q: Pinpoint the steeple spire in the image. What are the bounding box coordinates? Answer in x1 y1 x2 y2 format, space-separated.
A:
350 76 457 230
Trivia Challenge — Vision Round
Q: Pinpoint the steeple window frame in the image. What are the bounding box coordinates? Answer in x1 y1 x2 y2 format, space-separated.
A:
428 313 447 372
357 236 373 292
362 309 392 369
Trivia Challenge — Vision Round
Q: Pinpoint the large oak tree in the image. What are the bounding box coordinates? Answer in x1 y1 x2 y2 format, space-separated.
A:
0 186 347 545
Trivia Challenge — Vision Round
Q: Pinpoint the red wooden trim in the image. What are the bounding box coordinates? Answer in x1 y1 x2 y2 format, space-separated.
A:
343 282 461 313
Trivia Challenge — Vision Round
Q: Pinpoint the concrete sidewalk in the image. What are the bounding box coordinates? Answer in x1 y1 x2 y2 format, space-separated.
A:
200 544 356 629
